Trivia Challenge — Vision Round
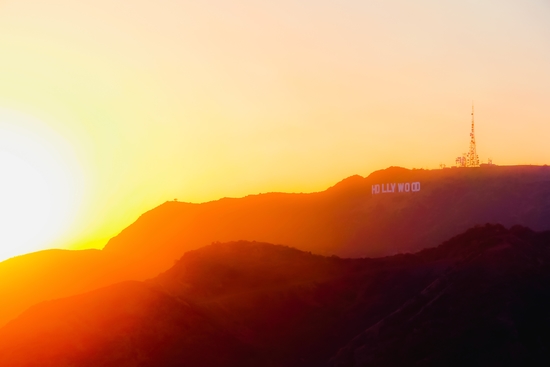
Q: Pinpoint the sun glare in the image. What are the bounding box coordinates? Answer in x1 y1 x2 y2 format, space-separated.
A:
0 108 82 262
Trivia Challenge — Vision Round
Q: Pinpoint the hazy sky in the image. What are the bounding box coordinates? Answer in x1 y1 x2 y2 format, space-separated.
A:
0 0 549 259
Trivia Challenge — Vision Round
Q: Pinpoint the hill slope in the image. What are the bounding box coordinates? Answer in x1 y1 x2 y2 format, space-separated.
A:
329 225 550 366
1 165 549 327
2 225 550 366
104 165 550 261
0 241 440 367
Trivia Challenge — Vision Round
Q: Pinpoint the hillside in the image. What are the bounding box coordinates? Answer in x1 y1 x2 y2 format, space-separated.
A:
1 225 550 366
329 225 550 367
1 165 549 327
0 240 435 367
103 165 550 261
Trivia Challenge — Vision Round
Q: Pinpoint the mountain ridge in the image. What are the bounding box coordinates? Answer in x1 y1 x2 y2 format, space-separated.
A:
2 224 550 366
330 225 550 366
1 165 549 328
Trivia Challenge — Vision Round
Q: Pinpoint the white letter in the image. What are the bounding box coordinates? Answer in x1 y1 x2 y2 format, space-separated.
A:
405 183 410 192
391 183 396 192
398 183 404 192
412 182 421 192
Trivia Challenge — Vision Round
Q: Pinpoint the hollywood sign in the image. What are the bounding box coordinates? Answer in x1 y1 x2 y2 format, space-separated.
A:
372 182 421 195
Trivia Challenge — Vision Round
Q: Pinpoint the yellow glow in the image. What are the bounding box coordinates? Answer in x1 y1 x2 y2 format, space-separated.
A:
0 109 83 261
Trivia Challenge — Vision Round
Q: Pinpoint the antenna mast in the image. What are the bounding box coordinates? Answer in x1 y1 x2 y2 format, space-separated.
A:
466 103 479 167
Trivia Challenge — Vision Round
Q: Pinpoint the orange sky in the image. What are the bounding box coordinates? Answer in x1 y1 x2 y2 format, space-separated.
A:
0 0 549 260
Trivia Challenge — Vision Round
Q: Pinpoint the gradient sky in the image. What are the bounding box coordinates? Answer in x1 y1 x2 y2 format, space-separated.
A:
0 0 549 260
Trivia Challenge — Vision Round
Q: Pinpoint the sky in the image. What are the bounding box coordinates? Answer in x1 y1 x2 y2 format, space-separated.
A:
0 0 549 260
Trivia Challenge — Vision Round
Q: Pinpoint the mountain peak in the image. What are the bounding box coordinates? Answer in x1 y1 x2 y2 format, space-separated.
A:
325 174 366 192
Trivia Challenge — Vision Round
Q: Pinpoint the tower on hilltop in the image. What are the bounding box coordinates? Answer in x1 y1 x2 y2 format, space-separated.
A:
456 104 480 167
467 104 479 167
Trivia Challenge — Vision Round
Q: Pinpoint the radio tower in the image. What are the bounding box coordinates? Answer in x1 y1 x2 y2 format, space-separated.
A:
467 103 479 167
455 104 482 167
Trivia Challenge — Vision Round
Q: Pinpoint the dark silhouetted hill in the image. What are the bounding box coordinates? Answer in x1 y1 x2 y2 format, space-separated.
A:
1 165 550 327
0 240 439 367
103 165 550 261
2 225 550 366
0 280 254 367
329 225 550 367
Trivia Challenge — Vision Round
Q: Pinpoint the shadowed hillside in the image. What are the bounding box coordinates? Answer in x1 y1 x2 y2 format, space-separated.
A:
329 225 550 367
104 165 550 260
2 225 550 366
1 165 549 327
0 241 438 367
